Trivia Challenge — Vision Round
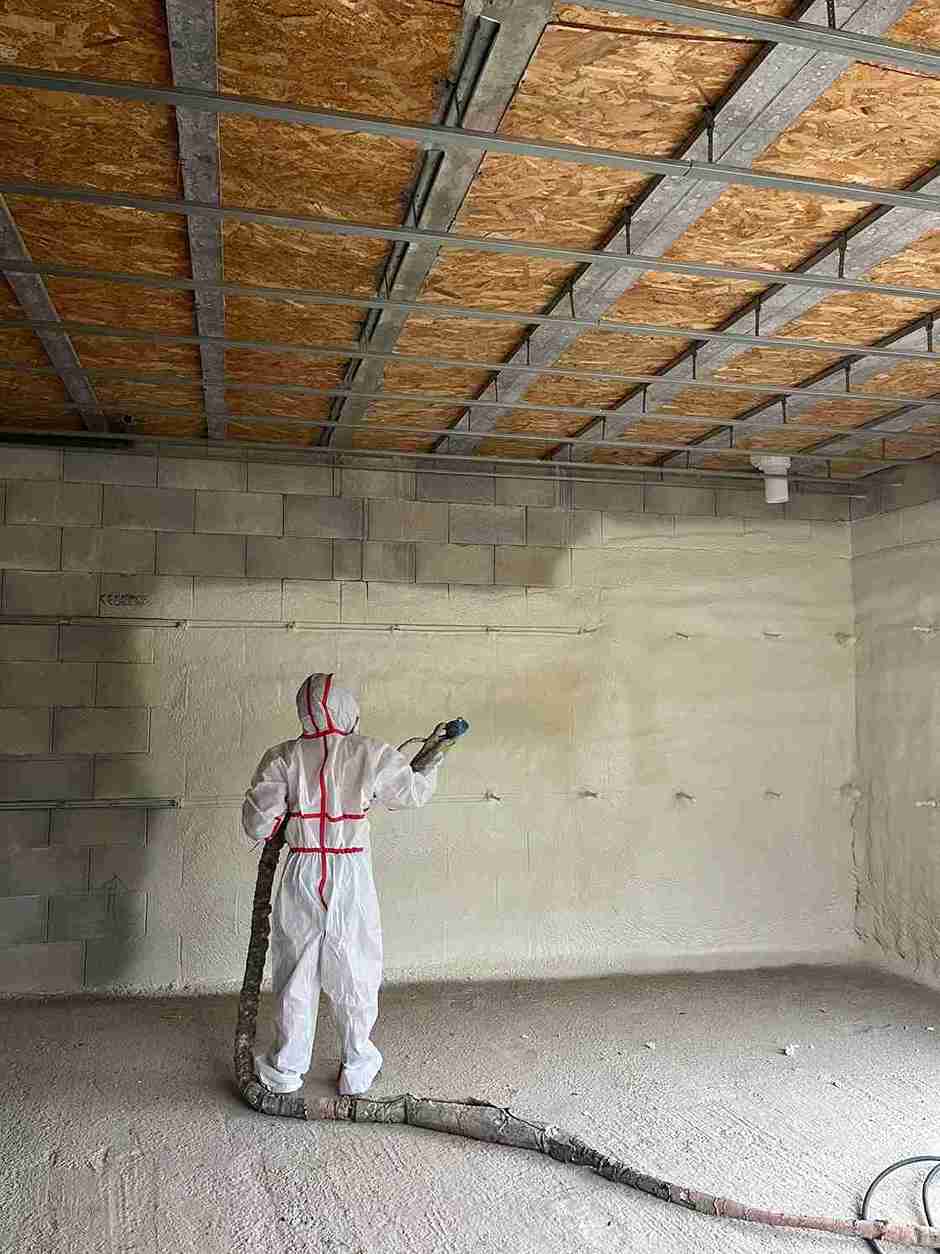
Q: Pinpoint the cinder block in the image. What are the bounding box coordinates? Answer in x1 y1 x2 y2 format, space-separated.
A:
247 463 332 496
158 457 246 491
716 488 778 519
332 540 362 580
852 510 902 558
362 541 415 583
447 584 527 625
360 581 449 623
449 504 524 545
0 525 59 571
881 462 940 512
3 571 98 616
0 846 88 894
65 451 156 486
95 663 185 709
525 509 602 547
158 532 245 577
196 490 282 536
62 528 156 574
285 495 363 539
367 499 446 542
99 575 193 619
6 480 100 526
340 468 413 500
59 625 154 663
246 536 331 580
103 486 194 532
603 512 674 543
49 888 146 941
54 708 149 754
0 941 84 993
495 476 558 508
85 931 180 990
573 481 643 512
645 484 716 517
0 625 58 661
0 895 46 944
0 708 51 754
0 810 50 852
2 446 62 481
0 757 93 801
0 662 94 708
743 518 812 544
340 581 367 621
194 578 282 620
787 492 851 523
93 747 184 800
674 516 745 541
417 471 495 504
495 546 570 587
901 499 940 546
282 581 341 622
51 807 147 848
415 543 494 585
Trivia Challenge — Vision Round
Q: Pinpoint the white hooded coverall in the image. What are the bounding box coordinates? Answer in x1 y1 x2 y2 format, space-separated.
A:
242 673 437 1095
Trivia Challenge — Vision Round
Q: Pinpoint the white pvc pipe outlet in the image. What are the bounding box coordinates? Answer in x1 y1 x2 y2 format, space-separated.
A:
750 454 792 504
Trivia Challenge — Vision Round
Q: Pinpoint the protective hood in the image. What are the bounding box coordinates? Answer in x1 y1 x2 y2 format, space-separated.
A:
296 672 360 737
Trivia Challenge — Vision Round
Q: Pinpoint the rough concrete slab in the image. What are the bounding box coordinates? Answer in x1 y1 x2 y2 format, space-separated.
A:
3 966 940 1254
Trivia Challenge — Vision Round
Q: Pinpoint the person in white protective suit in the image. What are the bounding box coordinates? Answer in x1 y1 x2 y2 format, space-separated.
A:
242 672 440 1096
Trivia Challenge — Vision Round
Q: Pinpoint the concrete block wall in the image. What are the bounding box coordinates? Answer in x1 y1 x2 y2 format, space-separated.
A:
851 491 940 982
0 445 857 993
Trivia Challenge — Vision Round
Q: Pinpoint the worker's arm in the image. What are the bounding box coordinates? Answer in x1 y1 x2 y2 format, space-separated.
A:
372 742 439 810
242 744 290 845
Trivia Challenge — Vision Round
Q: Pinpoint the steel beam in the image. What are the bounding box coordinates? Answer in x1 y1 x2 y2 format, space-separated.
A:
0 197 105 431
325 0 554 449
165 0 226 440
5 256 940 365
438 0 914 456
5 179 940 305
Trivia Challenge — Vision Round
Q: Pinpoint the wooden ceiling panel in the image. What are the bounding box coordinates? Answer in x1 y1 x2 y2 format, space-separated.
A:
218 0 461 118
224 297 364 350
0 0 172 80
10 199 191 276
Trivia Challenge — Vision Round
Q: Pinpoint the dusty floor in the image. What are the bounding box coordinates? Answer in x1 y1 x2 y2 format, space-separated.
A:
2 964 940 1253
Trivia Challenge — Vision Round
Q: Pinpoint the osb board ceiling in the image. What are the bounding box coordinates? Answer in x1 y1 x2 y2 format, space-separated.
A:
0 0 938 477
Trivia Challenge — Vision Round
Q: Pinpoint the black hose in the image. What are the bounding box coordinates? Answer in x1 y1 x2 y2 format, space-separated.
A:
861 1157 940 1252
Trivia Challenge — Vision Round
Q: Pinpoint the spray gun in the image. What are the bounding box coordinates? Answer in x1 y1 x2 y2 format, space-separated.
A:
403 718 470 773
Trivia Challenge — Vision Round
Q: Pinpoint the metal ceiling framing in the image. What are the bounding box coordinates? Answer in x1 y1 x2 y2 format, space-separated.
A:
0 0 938 477
165 0 227 440
5 61 940 213
0 198 105 432
5 317 940 414
4 257 940 365
435 0 918 456
12 397 912 465
7 180 940 304
324 0 554 449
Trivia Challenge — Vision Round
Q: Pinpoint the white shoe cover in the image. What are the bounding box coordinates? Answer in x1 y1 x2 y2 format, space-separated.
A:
255 1052 304 1094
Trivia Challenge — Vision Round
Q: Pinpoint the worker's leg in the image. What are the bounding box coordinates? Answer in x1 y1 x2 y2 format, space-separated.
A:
321 889 383 1095
256 871 324 1092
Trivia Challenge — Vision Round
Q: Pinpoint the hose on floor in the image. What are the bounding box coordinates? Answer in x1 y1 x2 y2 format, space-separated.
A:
233 828 940 1248
861 1158 940 1253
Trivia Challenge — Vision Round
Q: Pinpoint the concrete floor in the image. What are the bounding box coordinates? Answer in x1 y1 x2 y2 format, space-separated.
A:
3 964 940 1254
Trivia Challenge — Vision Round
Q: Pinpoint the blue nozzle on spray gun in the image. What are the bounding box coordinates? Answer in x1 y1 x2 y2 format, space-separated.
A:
409 717 470 773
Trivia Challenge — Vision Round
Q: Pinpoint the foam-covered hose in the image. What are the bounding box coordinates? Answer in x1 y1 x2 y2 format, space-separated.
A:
233 834 940 1246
